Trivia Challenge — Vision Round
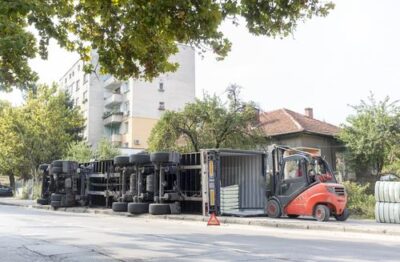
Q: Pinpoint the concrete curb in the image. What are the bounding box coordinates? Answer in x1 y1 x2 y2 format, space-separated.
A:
1 199 399 236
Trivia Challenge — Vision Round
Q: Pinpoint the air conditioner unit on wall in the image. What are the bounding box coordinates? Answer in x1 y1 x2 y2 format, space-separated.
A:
134 139 140 145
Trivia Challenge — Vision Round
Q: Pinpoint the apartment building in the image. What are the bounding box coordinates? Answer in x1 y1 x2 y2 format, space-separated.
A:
59 45 195 152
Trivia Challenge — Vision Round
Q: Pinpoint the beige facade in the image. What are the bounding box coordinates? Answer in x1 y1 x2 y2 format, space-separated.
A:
60 45 195 154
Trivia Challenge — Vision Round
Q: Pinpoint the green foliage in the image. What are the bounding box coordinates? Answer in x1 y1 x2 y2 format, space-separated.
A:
94 138 121 161
0 0 334 91
342 181 375 219
0 84 85 181
64 141 93 163
148 85 265 152
338 94 400 175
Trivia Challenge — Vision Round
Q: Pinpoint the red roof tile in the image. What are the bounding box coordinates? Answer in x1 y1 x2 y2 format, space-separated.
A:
259 108 340 137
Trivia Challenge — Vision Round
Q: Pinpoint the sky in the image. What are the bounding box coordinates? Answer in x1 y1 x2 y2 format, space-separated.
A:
2 0 400 126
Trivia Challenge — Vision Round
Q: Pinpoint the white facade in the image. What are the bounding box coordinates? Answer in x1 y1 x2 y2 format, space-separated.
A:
59 45 195 149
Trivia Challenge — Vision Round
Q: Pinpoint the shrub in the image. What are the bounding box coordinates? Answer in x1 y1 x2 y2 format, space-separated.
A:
343 181 375 219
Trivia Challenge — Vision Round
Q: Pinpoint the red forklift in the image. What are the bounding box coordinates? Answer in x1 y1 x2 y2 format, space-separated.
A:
266 146 349 222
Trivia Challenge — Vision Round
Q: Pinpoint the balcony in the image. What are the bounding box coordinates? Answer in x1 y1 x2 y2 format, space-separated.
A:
111 134 122 143
103 75 122 90
103 111 123 126
104 94 123 107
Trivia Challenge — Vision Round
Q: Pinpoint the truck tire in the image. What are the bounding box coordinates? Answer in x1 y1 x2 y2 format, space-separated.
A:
266 199 282 218
334 208 350 221
378 182 384 202
374 182 380 202
51 166 63 174
394 204 400 224
128 202 149 214
314 204 330 222
395 183 400 203
150 152 170 163
149 203 171 215
375 203 381 222
114 156 130 166
51 193 62 201
130 153 150 164
384 183 390 203
36 198 48 205
112 202 128 212
51 201 61 208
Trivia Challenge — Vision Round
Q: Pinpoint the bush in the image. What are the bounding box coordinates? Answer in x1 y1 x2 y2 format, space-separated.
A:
343 181 375 219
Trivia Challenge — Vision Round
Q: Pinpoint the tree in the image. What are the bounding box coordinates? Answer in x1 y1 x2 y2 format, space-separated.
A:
338 94 400 176
0 103 30 190
148 85 265 152
1 1 334 91
94 138 121 160
0 84 85 190
64 141 93 163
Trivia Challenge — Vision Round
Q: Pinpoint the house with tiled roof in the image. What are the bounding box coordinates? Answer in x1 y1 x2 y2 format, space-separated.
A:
259 108 344 170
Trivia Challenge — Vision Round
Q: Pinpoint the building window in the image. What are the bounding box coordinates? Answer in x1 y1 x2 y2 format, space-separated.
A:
69 73 71 79
121 82 129 93
72 71 74 77
83 91 88 103
64 78 67 84
158 81 164 92
123 101 130 115
78 64 81 71
76 80 80 91
158 101 165 111
75 97 79 106
83 74 88 83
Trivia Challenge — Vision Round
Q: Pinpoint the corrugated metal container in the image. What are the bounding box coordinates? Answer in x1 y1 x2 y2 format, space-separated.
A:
220 155 266 210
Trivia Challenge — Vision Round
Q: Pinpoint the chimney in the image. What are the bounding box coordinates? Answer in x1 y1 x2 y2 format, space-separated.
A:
304 107 313 118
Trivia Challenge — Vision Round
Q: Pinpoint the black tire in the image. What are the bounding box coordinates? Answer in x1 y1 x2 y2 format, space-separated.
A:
51 193 62 201
36 198 49 205
51 166 63 174
150 152 170 163
114 156 130 166
288 214 299 218
112 202 128 212
128 202 149 214
149 203 171 215
266 199 282 218
334 208 350 222
51 201 61 208
314 204 330 222
130 153 150 164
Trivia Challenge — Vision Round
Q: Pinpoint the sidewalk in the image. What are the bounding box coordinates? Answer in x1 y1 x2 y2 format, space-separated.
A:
1 197 399 236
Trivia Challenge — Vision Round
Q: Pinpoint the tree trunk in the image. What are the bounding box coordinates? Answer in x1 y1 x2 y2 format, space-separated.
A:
8 173 15 193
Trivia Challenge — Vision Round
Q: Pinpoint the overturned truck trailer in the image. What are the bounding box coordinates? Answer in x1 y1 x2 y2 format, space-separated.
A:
38 149 267 216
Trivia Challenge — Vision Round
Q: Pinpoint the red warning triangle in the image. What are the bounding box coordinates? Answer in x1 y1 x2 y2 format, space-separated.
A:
207 212 220 226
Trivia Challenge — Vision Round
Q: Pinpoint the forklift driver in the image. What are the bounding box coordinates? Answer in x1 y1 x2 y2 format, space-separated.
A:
308 159 333 183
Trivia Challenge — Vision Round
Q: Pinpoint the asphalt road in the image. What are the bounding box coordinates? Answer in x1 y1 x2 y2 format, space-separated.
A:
1 205 400 262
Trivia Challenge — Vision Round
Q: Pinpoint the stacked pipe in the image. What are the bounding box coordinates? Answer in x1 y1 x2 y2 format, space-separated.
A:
375 181 400 223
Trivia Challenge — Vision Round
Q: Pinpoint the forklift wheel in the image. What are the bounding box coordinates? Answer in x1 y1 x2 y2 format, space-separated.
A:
314 205 330 222
266 199 282 218
334 208 350 221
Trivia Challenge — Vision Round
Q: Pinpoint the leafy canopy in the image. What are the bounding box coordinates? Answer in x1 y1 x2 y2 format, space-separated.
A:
65 138 121 162
1 0 334 91
148 85 265 152
338 94 400 175
0 84 85 180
